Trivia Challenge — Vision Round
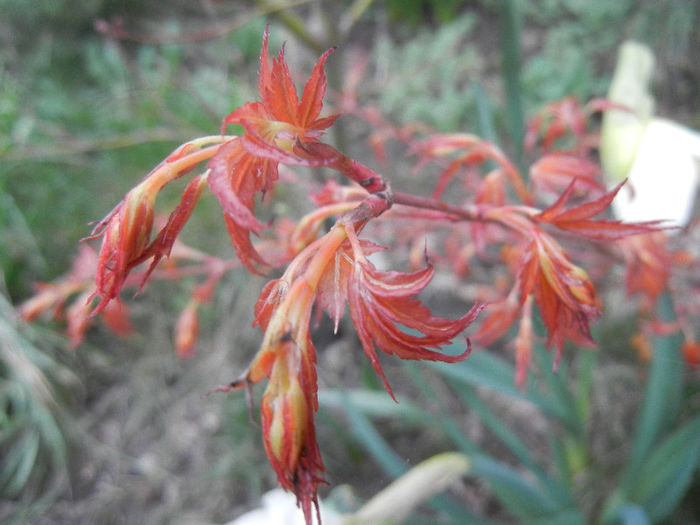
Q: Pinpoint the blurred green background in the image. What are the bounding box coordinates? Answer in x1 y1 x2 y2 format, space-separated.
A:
1 1 699 524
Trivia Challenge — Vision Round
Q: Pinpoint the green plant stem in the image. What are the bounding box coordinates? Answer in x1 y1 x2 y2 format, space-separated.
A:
498 0 526 172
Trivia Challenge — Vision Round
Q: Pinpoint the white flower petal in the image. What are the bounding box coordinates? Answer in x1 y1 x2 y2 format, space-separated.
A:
612 118 700 228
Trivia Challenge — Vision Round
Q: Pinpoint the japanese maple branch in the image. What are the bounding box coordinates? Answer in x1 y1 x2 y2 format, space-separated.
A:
391 190 538 237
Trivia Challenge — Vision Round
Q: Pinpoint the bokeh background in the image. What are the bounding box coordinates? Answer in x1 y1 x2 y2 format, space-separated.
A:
1 1 699 524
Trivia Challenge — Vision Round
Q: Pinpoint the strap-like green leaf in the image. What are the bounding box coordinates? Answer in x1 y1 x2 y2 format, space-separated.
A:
498 0 525 168
620 292 683 491
629 415 700 522
340 398 489 523
471 455 583 522
613 504 651 525
427 351 574 429
320 388 428 424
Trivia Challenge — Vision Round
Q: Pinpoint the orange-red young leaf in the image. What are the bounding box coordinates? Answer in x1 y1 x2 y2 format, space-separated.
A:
517 235 600 360
525 96 587 152
347 259 484 400
136 174 208 290
209 27 342 274
529 154 603 196
621 233 673 306
683 340 700 368
315 239 385 333
175 302 199 359
534 180 664 240
471 297 521 347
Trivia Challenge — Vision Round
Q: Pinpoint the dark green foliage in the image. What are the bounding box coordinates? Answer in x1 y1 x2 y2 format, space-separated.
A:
386 0 470 26
0 292 69 522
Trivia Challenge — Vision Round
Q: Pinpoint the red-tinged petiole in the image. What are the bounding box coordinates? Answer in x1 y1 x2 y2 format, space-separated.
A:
291 202 361 251
392 190 540 237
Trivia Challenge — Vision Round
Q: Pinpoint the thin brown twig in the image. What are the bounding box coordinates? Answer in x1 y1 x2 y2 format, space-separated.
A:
95 0 316 46
2 128 188 162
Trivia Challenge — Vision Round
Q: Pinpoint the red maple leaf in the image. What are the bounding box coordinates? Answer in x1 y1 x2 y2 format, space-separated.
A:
534 180 664 240
342 238 484 400
207 27 340 274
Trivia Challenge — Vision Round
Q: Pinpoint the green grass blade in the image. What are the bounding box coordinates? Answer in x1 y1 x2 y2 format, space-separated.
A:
342 395 407 478
5 431 40 496
621 292 683 491
473 81 499 146
521 509 586 525
456 385 576 508
406 360 577 516
615 504 651 525
427 351 571 428
548 432 573 493
629 415 700 522
574 350 596 424
401 362 480 455
470 455 582 522
320 388 428 424
453 385 536 470
532 343 584 434
341 398 487 523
